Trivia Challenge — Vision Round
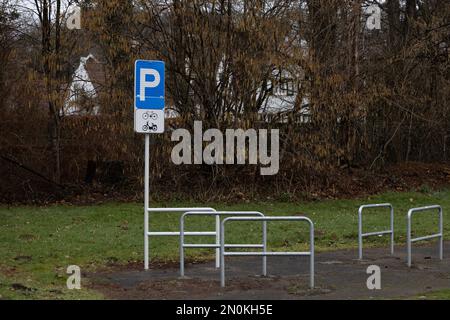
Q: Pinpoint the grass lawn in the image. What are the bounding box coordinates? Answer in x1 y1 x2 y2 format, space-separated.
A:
0 189 449 300
412 290 450 300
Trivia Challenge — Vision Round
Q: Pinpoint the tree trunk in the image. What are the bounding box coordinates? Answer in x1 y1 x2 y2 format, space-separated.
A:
387 0 401 49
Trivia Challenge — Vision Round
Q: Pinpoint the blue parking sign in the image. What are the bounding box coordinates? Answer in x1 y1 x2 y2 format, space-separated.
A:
134 60 165 110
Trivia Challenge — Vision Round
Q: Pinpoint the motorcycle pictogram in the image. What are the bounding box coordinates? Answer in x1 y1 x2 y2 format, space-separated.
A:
143 121 158 132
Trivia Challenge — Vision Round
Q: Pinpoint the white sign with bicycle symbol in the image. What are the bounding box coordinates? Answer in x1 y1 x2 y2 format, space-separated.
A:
135 109 164 134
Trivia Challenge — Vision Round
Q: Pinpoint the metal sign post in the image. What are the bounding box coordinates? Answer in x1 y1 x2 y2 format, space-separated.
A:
134 60 165 270
144 134 150 269
135 60 222 270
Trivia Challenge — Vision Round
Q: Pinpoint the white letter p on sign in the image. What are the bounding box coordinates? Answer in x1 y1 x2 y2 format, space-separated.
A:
140 69 161 101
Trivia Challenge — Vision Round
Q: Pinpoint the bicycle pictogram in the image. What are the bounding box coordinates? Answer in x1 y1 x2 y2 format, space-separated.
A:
142 112 158 121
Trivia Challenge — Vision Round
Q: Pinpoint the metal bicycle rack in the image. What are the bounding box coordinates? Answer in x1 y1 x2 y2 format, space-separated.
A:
144 135 223 270
358 204 394 260
407 205 444 267
220 216 314 289
145 207 221 270
180 211 267 277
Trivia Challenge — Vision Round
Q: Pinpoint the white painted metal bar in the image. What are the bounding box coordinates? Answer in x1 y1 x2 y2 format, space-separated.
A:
148 232 216 237
225 244 264 248
410 234 442 243
183 244 265 249
184 244 264 249
221 216 314 289
358 204 394 260
216 216 221 269
407 205 443 267
361 230 393 237
180 211 267 277
144 206 218 270
224 252 311 257
184 244 221 249
147 208 216 213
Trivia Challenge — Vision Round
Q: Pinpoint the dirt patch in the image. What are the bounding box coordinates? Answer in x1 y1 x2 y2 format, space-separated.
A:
308 162 450 200
86 242 450 300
